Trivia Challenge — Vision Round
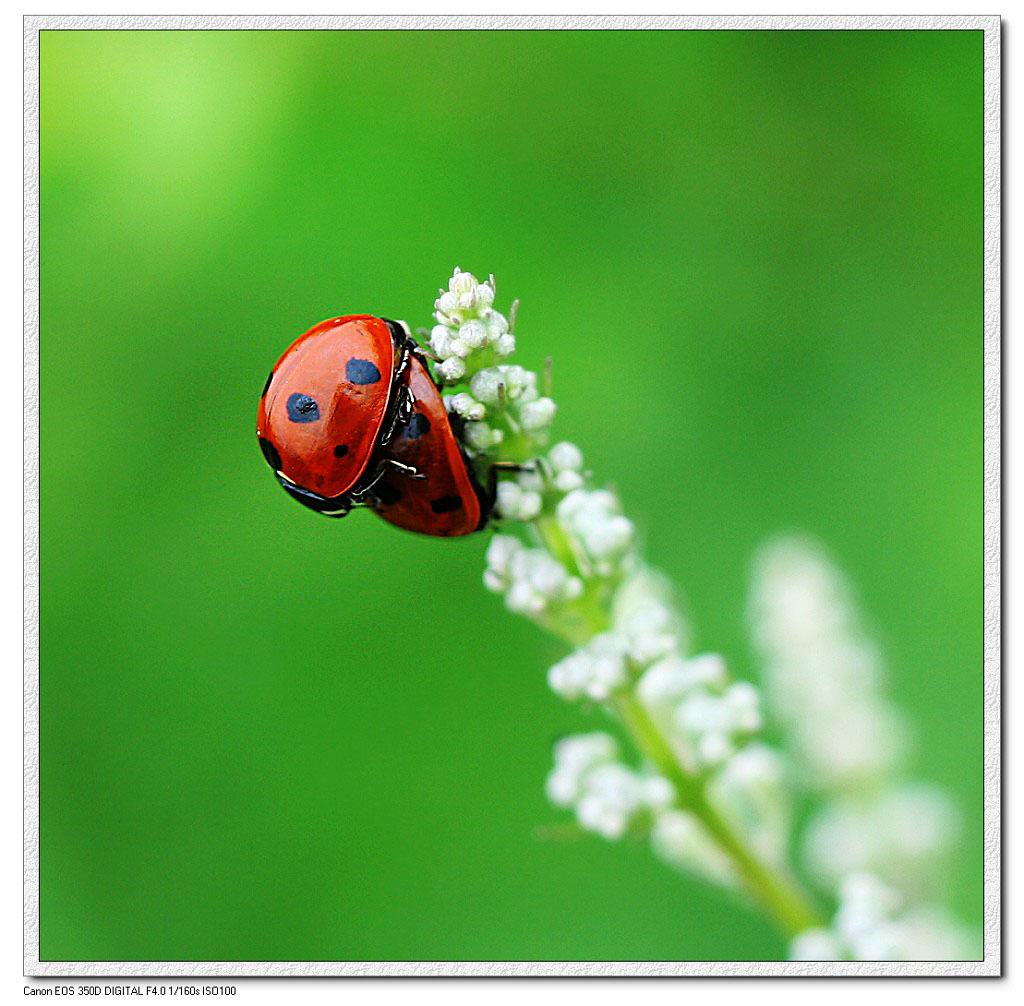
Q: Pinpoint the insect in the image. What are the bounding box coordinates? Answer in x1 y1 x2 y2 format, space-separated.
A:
368 349 492 537
256 315 415 517
257 316 509 536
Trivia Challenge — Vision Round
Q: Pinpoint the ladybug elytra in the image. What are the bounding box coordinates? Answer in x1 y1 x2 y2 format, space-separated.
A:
257 315 494 536
256 315 414 518
369 351 491 536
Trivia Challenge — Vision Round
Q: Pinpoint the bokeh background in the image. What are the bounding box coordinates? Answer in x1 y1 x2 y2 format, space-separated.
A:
39 29 983 962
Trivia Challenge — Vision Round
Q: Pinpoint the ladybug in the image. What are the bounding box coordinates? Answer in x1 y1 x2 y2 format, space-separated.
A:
256 315 415 517
367 349 492 537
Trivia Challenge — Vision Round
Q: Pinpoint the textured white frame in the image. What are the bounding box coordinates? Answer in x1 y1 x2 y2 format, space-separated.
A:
23 13 1002 979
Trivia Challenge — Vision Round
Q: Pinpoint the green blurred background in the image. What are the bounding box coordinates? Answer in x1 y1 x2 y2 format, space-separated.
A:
39 29 983 962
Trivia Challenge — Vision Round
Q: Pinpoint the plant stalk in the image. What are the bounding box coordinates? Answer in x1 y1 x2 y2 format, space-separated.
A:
613 689 824 939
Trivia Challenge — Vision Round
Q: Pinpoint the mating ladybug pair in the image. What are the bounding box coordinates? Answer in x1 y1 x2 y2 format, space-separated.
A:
256 315 493 537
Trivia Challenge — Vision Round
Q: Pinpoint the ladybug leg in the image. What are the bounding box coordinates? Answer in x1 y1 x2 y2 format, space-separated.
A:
384 458 427 480
415 342 442 363
492 461 534 473
349 456 426 505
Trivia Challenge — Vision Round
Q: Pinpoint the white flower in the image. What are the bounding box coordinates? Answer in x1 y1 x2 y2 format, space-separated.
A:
468 368 506 405
495 333 516 357
519 396 557 431
495 481 541 522
548 441 583 473
513 466 545 493
546 732 618 807
431 269 511 367
448 392 486 421
474 283 495 311
834 872 903 948
801 783 960 894
458 318 489 349
486 542 583 619
547 735 673 842
449 267 475 296
554 469 584 492
615 599 679 666
437 356 467 382
557 489 635 573
576 763 642 839
429 324 455 357
749 537 907 790
676 688 733 735
577 763 674 840
462 420 503 451
641 775 675 808
548 633 630 701
696 732 734 766
789 877 978 963
674 682 763 768
431 270 974 959
636 653 727 707
485 311 507 338
501 365 535 400
724 682 762 732
483 533 522 592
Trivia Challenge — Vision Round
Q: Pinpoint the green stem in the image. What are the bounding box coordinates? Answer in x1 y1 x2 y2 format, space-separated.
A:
612 690 825 939
534 514 611 643
534 514 580 577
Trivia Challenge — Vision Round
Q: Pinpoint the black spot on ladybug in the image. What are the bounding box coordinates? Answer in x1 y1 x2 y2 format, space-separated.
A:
258 437 282 471
346 358 382 385
374 481 403 506
261 371 274 398
333 444 349 458
430 495 463 514
287 392 320 422
404 413 431 440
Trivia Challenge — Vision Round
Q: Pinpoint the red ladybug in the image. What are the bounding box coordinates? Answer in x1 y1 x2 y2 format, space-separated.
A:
368 350 492 537
256 315 414 517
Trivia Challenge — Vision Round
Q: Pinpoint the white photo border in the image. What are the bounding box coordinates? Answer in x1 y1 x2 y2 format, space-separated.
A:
22 12 1002 979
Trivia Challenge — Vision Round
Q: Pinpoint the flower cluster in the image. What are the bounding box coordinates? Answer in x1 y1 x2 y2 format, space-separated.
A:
801 783 960 898
750 537 977 960
790 873 975 962
428 268 976 963
635 651 765 769
749 537 907 791
546 733 674 840
430 269 556 462
538 570 681 702
545 732 741 886
556 489 635 576
482 534 582 618
430 269 514 383
490 441 587 523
